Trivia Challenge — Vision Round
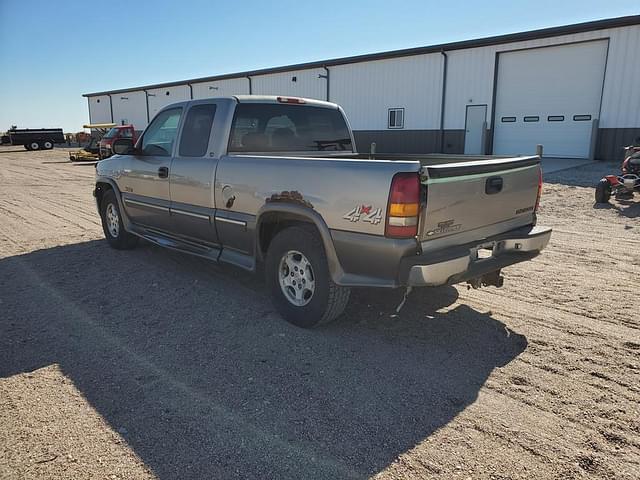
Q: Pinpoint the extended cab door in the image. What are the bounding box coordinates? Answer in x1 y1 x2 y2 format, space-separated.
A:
168 102 219 244
120 107 183 232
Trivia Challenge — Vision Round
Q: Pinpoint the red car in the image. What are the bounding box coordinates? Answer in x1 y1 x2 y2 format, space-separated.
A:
99 125 139 159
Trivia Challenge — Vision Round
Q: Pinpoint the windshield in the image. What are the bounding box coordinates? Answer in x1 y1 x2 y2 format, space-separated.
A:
103 128 119 139
228 104 352 153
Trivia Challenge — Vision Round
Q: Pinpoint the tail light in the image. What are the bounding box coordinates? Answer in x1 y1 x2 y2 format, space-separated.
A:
385 173 420 238
277 96 305 104
534 166 543 212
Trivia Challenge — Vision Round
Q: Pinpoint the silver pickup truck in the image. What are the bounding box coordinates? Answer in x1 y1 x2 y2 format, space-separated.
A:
94 95 551 328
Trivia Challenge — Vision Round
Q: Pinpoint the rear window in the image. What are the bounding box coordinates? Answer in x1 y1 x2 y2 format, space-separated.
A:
103 128 119 139
228 103 352 153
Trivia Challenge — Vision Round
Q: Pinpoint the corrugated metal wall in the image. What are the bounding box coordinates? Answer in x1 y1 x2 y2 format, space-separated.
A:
147 85 191 119
111 91 148 128
85 23 640 156
251 68 327 100
443 25 640 130
192 78 250 99
87 95 111 124
330 54 443 130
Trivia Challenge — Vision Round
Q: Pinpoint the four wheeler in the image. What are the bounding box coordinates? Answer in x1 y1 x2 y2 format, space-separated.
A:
595 143 640 203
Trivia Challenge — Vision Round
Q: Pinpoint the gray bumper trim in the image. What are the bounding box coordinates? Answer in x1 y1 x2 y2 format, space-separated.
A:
407 225 552 287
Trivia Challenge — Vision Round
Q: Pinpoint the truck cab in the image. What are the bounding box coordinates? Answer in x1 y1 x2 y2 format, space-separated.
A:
99 125 138 159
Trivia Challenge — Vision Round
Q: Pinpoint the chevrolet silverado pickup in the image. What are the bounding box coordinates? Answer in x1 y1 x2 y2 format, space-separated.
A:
94 95 551 328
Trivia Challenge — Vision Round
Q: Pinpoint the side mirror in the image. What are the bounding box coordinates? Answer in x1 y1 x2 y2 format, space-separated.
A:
112 138 135 155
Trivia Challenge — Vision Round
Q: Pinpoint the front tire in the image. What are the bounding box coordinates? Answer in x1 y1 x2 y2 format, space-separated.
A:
595 178 611 203
265 225 350 328
100 189 139 249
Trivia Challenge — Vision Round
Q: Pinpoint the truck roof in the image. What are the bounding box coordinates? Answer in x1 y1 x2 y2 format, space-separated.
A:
233 95 338 109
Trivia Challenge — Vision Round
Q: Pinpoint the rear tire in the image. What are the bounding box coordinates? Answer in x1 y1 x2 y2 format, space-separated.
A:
100 189 139 250
29 142 40 151
265 225 350 328
595 178 611 203
43 141 53 150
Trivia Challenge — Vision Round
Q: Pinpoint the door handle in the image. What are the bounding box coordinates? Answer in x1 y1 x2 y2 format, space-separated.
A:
158 167 169 178
485 176 503 194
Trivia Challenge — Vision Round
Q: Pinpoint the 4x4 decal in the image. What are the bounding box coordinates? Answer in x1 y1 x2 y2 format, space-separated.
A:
343 205 383 224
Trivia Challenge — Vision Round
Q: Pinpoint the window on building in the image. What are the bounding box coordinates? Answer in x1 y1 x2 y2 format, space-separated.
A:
573 114 592 121
388 108 404 129
501 116 516 123
547 115 564 122
524 116 540 122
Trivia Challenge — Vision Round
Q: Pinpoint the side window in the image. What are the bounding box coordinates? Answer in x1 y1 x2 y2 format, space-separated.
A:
141 108 182 156
388 108 404 129
179 104 217 157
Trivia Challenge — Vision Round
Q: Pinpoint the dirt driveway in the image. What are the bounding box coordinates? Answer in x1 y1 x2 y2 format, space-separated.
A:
0 146 638 479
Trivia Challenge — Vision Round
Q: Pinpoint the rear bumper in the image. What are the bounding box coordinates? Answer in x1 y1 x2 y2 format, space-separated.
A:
401 225 551 287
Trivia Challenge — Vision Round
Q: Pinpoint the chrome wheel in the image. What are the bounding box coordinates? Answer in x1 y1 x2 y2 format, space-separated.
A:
105 203 120 238
30 142 40 150
278 250 315 306
43 141 53 149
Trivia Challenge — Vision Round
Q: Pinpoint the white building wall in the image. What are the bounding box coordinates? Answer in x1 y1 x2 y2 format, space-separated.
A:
251 68 327 100
88 95 112 124
86 23 640 136
330 54 443 130
600 25 640 128
147 85 191 119
111 90 148 129
444 24 640 130
191 78 250 99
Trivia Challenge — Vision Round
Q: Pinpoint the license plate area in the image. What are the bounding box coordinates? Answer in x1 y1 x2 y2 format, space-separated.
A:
471 241 497 261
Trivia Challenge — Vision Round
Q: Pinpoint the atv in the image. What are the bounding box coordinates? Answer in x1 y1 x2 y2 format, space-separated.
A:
595 143 640 203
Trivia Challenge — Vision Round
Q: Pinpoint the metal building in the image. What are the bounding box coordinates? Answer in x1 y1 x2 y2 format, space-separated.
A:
83 15 640 161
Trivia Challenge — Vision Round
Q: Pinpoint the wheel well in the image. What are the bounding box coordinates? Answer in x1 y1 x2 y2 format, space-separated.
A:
94 182 113 209
258 212 315 259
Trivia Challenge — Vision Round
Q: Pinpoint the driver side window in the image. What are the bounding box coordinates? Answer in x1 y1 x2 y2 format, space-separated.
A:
141 108 182 156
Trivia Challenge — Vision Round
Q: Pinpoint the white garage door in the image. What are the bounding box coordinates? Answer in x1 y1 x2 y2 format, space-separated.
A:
493 40 607 158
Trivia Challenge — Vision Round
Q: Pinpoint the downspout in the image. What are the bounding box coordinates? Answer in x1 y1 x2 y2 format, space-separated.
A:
187 83 193 99
107 94 114 123
319 66 330 102
439 49 448 153
246 76 253 94
143 90 150 123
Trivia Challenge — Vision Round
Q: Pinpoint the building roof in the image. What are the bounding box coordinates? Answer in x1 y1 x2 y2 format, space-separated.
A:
83 14 640 97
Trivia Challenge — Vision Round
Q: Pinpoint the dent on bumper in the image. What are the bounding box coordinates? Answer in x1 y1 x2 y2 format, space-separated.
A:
407 225 552 287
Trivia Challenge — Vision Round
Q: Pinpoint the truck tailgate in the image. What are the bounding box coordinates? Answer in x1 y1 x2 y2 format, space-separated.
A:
419 156 540 248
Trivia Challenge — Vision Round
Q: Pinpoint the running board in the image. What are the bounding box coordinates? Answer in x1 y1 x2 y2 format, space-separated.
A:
139 229 222 262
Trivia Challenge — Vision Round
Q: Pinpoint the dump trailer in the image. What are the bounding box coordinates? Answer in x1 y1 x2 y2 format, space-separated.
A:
8 127 65 150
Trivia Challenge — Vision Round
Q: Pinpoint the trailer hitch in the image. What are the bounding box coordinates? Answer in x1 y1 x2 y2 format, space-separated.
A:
467 270 504 289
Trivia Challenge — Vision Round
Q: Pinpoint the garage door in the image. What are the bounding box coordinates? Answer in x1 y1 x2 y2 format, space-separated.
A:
493 40 608 158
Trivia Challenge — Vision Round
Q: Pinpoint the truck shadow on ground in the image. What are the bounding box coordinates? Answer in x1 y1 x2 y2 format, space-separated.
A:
1 239 527 479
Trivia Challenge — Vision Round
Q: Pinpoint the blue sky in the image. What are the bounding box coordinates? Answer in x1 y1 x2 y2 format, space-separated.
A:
0 0 638 132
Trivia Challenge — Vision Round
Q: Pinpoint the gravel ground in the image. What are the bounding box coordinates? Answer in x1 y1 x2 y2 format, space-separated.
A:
0 146 638 479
